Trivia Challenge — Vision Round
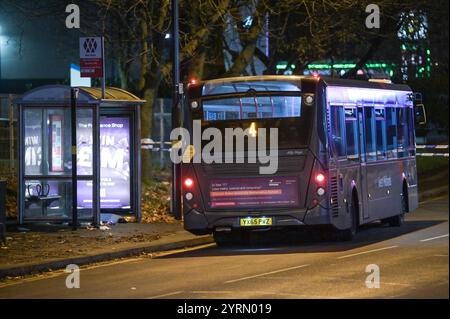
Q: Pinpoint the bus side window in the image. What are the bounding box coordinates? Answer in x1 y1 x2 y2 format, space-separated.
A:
344 108 358 161
330 105 345 157
386 107 397 159
364 107 376 162
375 108 386 160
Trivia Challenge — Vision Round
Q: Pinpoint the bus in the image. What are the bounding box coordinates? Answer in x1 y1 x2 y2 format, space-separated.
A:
180 75 422 245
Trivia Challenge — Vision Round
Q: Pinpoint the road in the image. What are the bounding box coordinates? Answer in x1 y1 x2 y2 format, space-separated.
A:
0 196 448 299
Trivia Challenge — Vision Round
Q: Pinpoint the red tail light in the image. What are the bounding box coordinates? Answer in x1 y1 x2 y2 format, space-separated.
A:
315 173 325 183
184 178 194 188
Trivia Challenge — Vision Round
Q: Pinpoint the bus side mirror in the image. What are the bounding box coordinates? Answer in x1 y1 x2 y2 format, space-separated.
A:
414 104 426 126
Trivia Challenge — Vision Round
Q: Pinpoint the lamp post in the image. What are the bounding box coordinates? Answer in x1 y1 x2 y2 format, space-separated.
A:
171 0 182 219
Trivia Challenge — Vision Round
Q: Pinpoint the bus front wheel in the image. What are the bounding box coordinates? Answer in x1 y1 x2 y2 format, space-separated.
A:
384 213 405 227
340 195 358 241
382 186 407 227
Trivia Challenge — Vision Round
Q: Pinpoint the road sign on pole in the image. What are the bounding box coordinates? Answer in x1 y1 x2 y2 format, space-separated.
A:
80 37 103 78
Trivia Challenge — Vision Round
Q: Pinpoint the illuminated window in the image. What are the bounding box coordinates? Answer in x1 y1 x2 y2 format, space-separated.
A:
345 108 358 161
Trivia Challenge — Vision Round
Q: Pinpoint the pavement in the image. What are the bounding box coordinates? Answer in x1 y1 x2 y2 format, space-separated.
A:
0 221 213 279
0 195 447 298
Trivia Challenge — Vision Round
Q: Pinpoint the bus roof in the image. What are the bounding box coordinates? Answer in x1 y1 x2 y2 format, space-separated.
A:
320 76 412 92
194 75 412 93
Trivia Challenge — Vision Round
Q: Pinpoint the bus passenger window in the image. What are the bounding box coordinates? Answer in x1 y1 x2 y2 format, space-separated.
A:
364 107 376 161
344 108 358 161
375 108 386 160
386 107 397 159
330 105 345 157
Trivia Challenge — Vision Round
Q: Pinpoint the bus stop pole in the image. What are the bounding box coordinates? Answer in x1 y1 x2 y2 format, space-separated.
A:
92 103 101 227
101 36 106 99
71 88 79 230
171 0 182 219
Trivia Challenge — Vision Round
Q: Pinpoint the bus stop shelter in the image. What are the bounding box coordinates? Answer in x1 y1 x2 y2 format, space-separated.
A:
16 85 144 225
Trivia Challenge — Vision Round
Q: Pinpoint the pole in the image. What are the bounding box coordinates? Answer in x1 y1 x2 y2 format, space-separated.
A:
92 102 100 227
171 0 182 219
101 36 106 99
71 88 79 230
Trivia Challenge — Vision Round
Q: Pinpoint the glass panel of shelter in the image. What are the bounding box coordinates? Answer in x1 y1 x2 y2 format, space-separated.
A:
23 107 94 221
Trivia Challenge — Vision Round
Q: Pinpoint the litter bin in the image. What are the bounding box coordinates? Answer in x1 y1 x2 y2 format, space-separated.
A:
0 180 6 243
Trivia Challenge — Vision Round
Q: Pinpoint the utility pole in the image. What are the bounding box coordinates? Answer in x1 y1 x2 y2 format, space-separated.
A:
171 0 182 219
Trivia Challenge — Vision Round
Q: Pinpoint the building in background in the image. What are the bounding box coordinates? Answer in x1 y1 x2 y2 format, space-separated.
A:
398 11 433 81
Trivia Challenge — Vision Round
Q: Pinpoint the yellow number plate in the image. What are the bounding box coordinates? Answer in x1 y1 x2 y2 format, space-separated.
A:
240 217 272 227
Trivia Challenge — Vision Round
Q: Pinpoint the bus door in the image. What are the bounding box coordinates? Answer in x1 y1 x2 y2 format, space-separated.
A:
357 106 370 219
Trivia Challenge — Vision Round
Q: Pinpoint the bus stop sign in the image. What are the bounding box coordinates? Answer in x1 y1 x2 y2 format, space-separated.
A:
80 37 103 78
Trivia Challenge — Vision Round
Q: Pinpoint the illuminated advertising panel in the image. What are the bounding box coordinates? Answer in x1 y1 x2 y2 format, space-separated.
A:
209 177 299 209
77 116 131 210
50 115 63 172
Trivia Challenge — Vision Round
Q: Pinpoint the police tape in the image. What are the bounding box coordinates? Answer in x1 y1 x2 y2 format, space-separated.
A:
416 145 449 149
416 144 449 157
416 153 449 157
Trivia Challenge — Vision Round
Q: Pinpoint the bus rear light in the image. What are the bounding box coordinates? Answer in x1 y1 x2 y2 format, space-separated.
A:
185 192 193 200
315 173 325 183
311 199 319 207
184 178 194 188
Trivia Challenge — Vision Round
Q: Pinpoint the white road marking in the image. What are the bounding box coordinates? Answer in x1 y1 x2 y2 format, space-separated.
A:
224 264 309 284
192 290 234 294
420 234 449 242
146 291 184 299
336 245 399 259
322 276 413 287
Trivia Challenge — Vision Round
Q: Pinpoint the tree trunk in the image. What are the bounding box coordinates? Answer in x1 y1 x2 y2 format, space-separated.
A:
141 88 156 185
137 17 152 184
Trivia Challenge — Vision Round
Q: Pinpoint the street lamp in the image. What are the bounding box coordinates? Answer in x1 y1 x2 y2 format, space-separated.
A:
171 0 182 219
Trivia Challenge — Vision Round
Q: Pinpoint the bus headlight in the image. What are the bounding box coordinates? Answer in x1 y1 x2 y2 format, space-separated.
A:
317 187 325 196
185 192 193 201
